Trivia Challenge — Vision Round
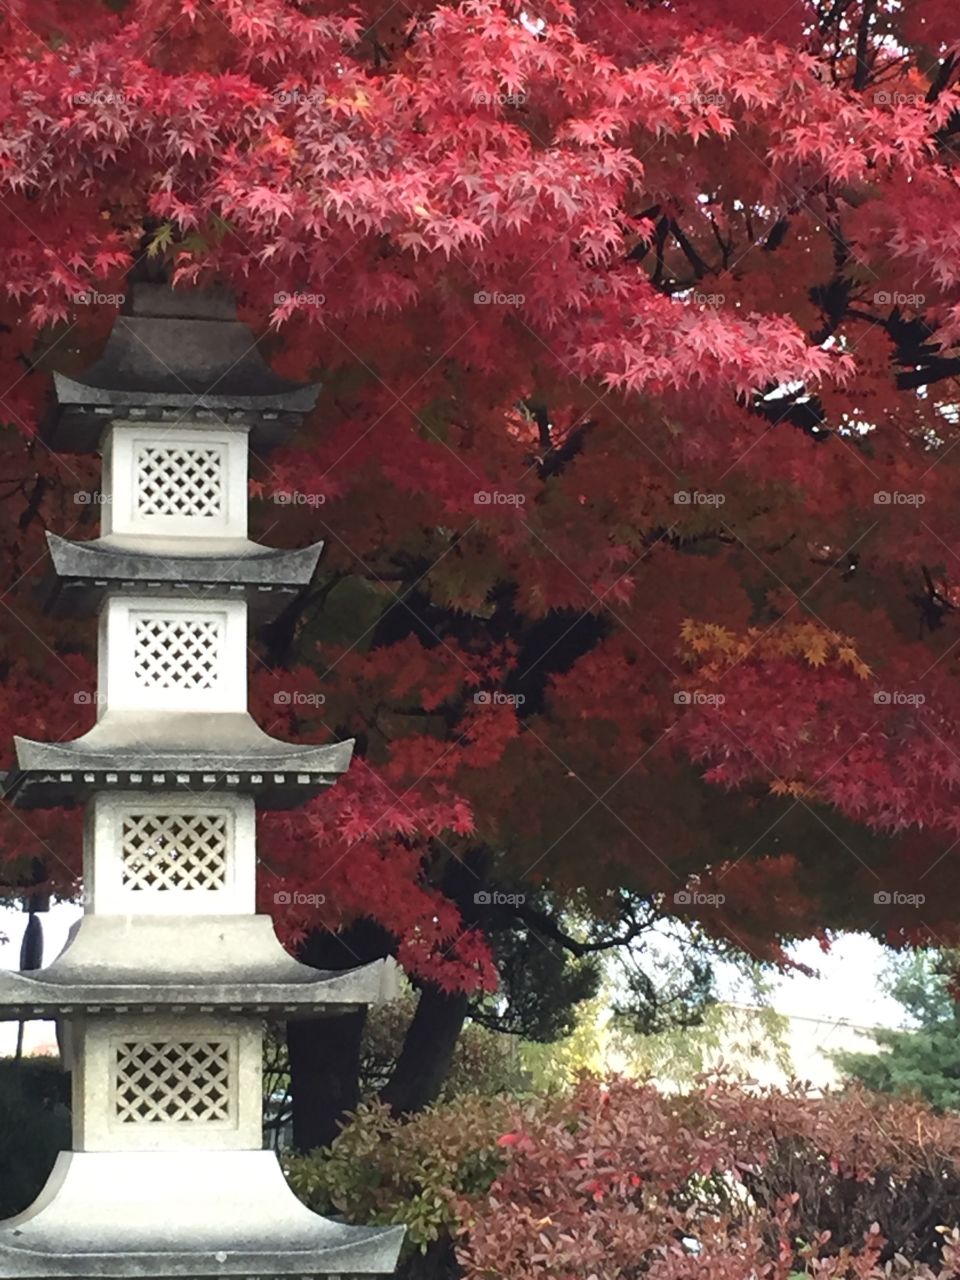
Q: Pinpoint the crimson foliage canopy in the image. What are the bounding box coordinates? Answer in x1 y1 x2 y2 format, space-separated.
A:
1 0 960 992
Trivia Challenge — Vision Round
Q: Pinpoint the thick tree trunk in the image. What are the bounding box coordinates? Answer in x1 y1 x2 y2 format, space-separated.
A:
287 919 391 1152
378 983 469 1116
288 847 489 1141
378 847 489 1116
288 1010 367 1152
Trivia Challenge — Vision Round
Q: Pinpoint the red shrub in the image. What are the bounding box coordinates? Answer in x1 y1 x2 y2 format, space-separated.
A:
455 1077 960 1280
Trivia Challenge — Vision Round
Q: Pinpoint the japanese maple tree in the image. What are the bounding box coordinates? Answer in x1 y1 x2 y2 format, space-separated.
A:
2 0 960 1138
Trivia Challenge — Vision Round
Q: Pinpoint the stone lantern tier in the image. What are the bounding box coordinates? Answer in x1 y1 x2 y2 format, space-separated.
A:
0 787 386 1015
4 284 346 810
0 284 403 1279
44 284 326 611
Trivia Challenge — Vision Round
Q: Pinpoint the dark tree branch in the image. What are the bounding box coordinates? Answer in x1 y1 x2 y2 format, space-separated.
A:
525 399 552 451
853 0 876 92
538 419 597 479
17 476 46 532
764 217 790 253
651 215 669 289
669 218 712 279
510 898 655 957
927 53 957 104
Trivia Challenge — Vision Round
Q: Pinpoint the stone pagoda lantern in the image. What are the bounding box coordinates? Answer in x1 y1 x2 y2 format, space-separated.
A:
0 286 404 1278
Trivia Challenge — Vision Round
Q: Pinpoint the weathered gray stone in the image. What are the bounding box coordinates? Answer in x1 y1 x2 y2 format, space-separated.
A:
46 533 323 614
0 917 384 1016
5 713 353 808
0 1151 404 1276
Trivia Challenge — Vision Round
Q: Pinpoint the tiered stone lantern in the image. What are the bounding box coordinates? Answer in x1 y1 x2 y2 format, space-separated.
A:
0 286 403 1278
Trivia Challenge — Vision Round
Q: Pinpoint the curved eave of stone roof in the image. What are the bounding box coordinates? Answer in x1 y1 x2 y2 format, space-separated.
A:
0 963 383 1017
0 916 384 1014
0 1150 404 1276
47 532 323 594
6 714 354 809
56 368 319 411
3 768 344 810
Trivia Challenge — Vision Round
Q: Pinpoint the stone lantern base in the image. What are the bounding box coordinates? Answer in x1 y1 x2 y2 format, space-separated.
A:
0 1150 403 1276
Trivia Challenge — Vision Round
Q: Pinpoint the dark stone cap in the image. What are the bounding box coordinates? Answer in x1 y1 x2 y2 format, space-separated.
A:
47 285 321 451
44 533 323 616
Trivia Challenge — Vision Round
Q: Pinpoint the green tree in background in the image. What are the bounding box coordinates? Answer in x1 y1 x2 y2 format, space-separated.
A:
834 951 960 1112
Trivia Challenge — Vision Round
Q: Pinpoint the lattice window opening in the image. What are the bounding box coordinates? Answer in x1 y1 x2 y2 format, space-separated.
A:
121 812 229 891
114 1040 233 1124
131 614 223 690
135 444 224 519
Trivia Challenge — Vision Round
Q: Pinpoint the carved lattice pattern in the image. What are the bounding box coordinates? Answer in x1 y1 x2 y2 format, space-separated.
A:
121 812 229 891
114 1040 232 1123
135 444 224 517
131 614 222 689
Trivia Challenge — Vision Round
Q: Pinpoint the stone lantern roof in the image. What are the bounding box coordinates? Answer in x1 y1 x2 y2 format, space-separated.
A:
0 921 385 1016
5 714 354 808
47 284 319 450
44 534 323 613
